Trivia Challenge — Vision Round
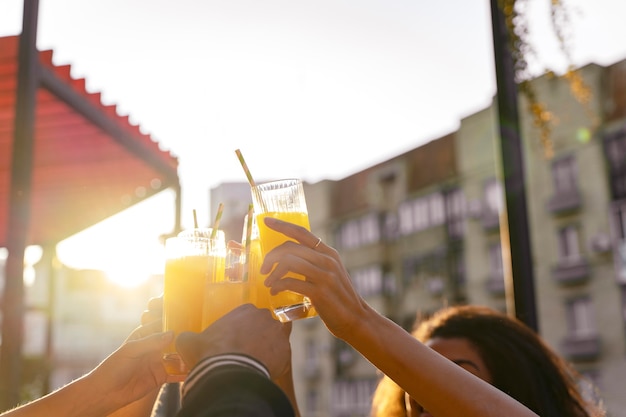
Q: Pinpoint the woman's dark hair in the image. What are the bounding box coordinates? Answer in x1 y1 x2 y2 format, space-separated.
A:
371 305 604 417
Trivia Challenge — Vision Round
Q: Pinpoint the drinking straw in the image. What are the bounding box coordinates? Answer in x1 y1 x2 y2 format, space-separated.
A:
186 209 200 238
234 148 266 212
235 149 256 186
210 202 224 239
243 203 254 282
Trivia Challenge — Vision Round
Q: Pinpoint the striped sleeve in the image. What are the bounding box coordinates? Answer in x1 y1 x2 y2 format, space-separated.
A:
182 354 270 398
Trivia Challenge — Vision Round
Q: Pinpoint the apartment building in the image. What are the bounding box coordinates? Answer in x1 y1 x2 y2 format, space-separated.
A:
279 58 626 417
183 58 626 416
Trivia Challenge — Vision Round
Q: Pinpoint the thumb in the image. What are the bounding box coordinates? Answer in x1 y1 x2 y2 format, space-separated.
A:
124 331 174 356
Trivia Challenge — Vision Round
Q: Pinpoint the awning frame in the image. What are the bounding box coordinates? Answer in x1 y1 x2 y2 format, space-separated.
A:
0 0 182 409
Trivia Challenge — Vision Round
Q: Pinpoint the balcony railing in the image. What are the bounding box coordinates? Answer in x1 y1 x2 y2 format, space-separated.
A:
551 258 590 285
560 333 601 361
485 274 506 296
547 188 582 214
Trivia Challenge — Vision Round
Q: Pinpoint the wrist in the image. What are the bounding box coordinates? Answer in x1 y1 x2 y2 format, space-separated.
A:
341 303 390 354
56 373 123 417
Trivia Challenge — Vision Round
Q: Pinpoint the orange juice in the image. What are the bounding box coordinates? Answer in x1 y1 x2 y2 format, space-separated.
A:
247 237 272 311
162 253 208 375
202 281 249 328
256 211 317 321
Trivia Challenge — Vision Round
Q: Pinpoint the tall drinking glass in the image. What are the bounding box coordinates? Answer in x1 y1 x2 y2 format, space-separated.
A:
201 244 248 328
162 229 225 375
242 214 272 314
251 178 318 322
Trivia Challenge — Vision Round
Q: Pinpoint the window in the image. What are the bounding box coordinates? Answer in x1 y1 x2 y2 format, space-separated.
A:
558 225 582 263
484 178 503 215
445 188 465 238
606 134 626 171
383 270 398 296
613 202 626 241
350 265 383 297
488 243 504 281
604 131 626 199
446 188 465 218
335 339 357 374
339 220 360 249
412 198 429 231
552 155 578 194
398 191 447 236
305 339 319 372
335 213 381 250
360 213 380 245
382 211 399 241
331 378 379 416
566 296 596 338
429 193 445 226
398 202 414 235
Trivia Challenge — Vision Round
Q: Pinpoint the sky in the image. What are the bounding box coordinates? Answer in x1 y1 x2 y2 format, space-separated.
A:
2 0 626 286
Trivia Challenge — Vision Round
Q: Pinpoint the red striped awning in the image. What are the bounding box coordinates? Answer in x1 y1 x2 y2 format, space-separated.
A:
0 35 180 247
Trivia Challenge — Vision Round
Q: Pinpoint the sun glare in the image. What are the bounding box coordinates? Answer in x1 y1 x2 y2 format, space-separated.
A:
55 191 174 287
58 235 166 288
104 264 154 288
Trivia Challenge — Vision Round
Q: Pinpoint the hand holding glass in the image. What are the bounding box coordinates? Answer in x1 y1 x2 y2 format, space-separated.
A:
162 230 224 375
202 244 249 328
251 178 318 322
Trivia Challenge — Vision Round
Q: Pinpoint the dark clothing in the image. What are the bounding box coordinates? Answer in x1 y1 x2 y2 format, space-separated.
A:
177 356 295 417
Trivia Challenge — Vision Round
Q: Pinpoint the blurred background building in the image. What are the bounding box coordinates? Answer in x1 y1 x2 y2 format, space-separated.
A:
3 46 625 417
214 57 626 417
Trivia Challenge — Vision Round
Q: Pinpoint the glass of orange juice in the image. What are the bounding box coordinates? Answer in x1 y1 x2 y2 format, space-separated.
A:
242 214 272 314
162 229 225 375
201 243 249 328
251 178 318 322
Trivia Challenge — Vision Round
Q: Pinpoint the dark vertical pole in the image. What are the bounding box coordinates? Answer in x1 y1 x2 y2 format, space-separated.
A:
42 245 57 395
0 0 40 410
489 0 539 331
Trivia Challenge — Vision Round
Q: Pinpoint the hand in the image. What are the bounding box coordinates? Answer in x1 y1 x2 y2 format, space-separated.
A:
176 304 292 380
259 217 367 340
104 296 183 417
86 331 176 411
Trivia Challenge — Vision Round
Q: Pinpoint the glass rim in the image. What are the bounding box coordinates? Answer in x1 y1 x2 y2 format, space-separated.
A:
252 178 302 190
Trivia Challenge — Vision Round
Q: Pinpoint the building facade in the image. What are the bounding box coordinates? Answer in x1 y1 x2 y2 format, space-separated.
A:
277 59 626 417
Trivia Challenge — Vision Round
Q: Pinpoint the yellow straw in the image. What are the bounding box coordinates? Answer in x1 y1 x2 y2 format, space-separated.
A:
243 203 254 282
235 148 267 212
244 204 254 248
193 209 199 228
235 149 256 187
210 203 224 239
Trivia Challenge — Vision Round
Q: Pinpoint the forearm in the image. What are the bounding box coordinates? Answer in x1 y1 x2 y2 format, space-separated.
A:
0 374 121 417
105 388 161 417
342 304 539 417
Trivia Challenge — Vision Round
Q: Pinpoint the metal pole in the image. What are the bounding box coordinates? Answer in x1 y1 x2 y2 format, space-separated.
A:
0 0 40 410
42 245 57 395
489 0 539 331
